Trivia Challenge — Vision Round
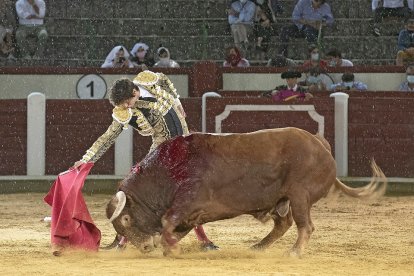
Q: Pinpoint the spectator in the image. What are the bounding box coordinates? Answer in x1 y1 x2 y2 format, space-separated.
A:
399 64 414 91
301 44 328 72
15 0 48 59
396 18 414 66
154 46 180 68
267 54 297 67
325 48 354 67
252 0 278 21
223 46 250 67
227 0 256 49
330 72 368 92
372 0 413 36
263 70 313 102
253 4 274 59
130 42 155 69
0 26 16 60
302 67 328 92
101 45 133 68
269 0 284 15
278 0 334 57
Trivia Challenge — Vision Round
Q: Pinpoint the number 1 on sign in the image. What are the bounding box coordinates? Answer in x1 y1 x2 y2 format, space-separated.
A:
76 74 107 99
86 81 94 98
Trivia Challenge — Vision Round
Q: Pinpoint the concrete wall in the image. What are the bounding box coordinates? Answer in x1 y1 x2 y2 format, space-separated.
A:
0 71 406 99
222 73 405 91
0 74 189 99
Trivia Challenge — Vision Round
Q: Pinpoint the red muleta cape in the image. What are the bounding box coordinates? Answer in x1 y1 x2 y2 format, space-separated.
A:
44 162 101 251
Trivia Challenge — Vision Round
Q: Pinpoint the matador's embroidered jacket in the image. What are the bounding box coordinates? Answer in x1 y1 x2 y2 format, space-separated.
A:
81 71 188 163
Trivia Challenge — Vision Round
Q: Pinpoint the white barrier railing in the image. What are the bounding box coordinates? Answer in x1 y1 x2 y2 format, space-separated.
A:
205 92 349 177
27 92 46 176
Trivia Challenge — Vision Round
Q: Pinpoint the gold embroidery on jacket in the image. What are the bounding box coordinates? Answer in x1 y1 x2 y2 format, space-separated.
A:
82 72 184 162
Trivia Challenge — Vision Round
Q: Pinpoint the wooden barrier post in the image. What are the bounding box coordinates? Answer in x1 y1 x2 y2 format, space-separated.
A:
330 92 349 177
27 92 45 175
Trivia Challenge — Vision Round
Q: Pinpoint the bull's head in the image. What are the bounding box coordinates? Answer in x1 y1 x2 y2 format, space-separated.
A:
106 191 159 253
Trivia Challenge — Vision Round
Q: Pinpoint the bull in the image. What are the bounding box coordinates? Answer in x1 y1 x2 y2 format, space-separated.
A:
106 127 386 256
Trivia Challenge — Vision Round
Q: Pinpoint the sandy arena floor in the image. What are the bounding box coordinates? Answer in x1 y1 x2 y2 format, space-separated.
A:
0 193 413 275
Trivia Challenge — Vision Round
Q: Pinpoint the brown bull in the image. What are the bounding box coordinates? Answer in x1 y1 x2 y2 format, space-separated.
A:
106 127 386 256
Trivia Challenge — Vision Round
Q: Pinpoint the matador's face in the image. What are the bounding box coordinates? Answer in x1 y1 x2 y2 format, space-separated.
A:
119 89 140 109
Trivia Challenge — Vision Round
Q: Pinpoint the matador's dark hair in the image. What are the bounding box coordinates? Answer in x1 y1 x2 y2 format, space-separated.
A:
108 78 138 106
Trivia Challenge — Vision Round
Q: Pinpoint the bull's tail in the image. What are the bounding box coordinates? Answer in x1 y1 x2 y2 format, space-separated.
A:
333 160 387 200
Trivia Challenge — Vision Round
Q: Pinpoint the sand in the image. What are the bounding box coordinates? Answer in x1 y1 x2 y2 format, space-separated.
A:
0 193 413 275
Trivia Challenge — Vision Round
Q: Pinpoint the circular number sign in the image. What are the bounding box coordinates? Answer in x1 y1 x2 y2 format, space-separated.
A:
76 74 107 99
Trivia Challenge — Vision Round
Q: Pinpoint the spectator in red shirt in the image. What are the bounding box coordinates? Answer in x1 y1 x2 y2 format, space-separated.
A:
223 46 250 67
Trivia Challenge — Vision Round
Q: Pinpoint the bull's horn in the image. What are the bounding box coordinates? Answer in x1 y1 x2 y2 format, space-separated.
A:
109 191 127 223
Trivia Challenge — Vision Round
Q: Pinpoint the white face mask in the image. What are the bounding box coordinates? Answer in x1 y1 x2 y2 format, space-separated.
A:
407 75 414 83
311 53 319 61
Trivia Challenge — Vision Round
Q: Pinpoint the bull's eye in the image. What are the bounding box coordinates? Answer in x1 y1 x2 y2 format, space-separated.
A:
121 214 132 227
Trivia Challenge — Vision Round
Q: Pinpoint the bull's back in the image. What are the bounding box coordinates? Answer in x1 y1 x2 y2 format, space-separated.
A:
187 128 336 213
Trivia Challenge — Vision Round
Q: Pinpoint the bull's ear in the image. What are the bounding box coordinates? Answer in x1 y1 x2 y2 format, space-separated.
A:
120 214 131 227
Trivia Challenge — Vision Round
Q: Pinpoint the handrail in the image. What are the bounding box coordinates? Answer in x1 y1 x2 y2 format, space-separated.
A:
201 92 221 133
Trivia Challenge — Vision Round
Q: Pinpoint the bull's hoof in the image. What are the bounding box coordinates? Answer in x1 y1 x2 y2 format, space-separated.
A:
201 242 220 251
163 244 182 257
250 243 266 251
116 243 127 251
283 248 302 258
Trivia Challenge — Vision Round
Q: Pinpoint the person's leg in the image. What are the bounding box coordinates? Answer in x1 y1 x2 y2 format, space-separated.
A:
35 26 48 58
231 24 243 48
302 25 318 43
15 25 30 58
393 7 412 21
373 7 394 36
278 24 301 57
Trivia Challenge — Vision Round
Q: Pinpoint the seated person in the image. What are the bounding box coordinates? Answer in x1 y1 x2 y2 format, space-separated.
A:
396 18 414 66
253 4 274 57
101 45 133 68
325 48 353 67
130 42 155 69
0 26 15 59
15 0 48 59
301 67 332 92
398 64 414 91
223 46 250 67
372 0 413 36
266 54 297 67
330 72 368 92
278 0 334 57
153 46 180 68
227 0 256 50
301 44 328 72
263 70 313 101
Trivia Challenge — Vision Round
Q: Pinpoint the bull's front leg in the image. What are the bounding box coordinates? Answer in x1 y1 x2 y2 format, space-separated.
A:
160 212 184 256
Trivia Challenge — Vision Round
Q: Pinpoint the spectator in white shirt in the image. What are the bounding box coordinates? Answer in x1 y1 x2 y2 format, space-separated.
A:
15 0 48 59
325 49 354 67
101 46 134 68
